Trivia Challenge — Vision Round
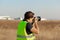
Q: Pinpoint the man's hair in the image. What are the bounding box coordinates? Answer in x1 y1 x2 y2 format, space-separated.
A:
24 11 34 20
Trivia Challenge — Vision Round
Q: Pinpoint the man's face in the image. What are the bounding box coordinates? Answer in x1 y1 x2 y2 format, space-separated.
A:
29 18 34 23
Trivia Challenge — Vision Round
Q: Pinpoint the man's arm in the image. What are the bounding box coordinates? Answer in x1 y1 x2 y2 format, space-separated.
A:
31 25 39 34
31 18 39 34
26 23 39 34
34 22 39 32
31 22 39 34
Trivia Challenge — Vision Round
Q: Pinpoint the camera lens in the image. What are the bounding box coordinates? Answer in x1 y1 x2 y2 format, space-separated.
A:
37 16 41 21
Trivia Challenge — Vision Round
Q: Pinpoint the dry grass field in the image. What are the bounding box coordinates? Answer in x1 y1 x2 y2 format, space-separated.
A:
0 20 60 40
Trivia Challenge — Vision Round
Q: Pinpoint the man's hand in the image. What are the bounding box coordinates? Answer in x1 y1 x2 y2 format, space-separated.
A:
33 17 39 34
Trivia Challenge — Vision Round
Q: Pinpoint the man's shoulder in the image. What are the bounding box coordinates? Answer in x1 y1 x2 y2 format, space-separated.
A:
26 22 33 29
27 22 32 26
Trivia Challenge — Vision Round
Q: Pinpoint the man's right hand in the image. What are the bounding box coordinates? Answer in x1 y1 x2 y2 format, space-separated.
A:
31 23 39 34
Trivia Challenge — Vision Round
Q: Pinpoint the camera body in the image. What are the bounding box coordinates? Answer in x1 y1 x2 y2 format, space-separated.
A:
36 16 41 21
32 16 41 24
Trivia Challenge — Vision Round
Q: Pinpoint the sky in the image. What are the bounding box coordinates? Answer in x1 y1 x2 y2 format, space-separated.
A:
0 0 60 20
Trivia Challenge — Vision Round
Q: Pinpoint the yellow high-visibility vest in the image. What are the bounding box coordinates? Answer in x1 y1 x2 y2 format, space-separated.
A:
16 20 35 40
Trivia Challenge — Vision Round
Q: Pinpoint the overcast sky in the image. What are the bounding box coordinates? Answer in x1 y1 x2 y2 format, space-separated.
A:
0 0 60 20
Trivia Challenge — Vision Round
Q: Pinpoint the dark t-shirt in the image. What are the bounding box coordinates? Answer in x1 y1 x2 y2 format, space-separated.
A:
23 19 33 35
26 23 33 35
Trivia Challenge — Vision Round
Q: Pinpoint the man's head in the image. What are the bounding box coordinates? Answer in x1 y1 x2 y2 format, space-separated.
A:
24 11 34 23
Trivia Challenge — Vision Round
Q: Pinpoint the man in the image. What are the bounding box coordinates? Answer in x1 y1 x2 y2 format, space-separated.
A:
17 11 39 40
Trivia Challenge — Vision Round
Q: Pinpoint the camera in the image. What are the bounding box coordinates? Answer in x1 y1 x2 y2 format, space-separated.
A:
33 16 41 21
32 16 41 24
36 16 41 21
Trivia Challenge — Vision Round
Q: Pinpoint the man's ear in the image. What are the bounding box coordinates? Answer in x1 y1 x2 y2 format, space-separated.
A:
29 18 31 20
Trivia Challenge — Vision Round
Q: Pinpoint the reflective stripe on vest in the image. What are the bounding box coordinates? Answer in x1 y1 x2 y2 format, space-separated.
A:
17 34 34 38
